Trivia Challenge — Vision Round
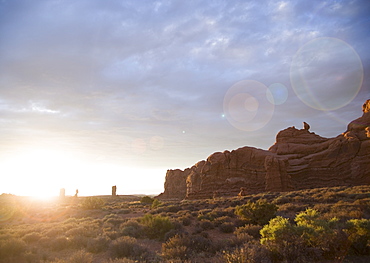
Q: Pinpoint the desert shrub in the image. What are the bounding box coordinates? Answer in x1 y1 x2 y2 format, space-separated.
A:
68 250 93 263
104 229 121 240
197 209 214 221
66 226 88 237
106 218 127 228
22 231 42 243
235 224 262 239
163 227 187 241
50 236 71 251
0 238 27 259
140 196 154 204
260 216 315 262
140 214 174 240
179 215 192 226
87 236 111 253
294 209 350 260
103 259 137 263
199 219 214 230
261 209 351 261
219 222 235 233
222 241 272 263
81 197 105 209
346 219 370 255
109 236 148 259
162 234 189 260
151 198 161 209
70 235 91 249
235 199 277 225
273 195 291 205
119 219 145 238
45 227 65 237
214 216 233 227
162 233 214 260
38 236 52 248
117 209 131 214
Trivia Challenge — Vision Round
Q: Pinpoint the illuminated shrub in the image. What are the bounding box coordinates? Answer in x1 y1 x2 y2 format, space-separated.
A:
260 209 351 261
222 241 271 263
81 197 105 209
346 219 370 255
235 199 277 225
151 198 161 209
140 214 174 240
140 196 154 204
162 234 189 260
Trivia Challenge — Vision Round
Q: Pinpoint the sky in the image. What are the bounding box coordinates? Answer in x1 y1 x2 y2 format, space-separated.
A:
0 0 369 197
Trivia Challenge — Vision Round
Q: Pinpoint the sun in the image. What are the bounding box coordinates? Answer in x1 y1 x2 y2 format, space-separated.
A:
1 148 85 198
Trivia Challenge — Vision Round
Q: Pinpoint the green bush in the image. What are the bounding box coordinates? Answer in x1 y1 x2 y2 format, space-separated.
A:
140 196 154 204
151 198 161 209
260 209 351 261
81 197 105 209
235 199 277 225
346 218 370 255
140 214 174 240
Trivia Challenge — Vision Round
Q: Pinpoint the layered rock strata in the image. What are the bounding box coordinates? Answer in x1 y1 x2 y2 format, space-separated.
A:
157 100 370 200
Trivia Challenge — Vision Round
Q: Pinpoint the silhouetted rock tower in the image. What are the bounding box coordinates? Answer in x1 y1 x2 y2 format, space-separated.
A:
112 185 117 197
59 188 65 198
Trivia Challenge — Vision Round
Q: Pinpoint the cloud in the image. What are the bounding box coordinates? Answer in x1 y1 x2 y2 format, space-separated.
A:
0 0 369 189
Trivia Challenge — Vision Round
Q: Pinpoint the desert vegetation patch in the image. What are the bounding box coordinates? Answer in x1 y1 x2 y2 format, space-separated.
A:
1 185 370 262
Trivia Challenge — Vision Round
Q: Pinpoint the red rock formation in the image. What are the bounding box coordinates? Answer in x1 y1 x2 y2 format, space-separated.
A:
157 100 370 200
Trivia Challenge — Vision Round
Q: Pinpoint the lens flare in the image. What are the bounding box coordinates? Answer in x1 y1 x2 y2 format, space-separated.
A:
223 80 275 131
290 37 363 111
267 83 288 105
131 138 147 155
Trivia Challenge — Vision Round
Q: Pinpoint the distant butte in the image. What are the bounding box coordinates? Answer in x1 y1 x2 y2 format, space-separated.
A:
157 99 370 200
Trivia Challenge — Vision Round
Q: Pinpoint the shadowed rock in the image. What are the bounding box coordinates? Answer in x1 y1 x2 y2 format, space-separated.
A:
112 185 117 197
303 121 310 130
157 100 370 200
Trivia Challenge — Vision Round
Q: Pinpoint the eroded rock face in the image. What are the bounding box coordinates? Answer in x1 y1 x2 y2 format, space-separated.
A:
156 169 190 200
157 100 370 200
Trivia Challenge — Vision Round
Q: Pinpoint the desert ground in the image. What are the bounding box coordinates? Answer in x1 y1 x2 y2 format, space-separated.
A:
1 185 370 263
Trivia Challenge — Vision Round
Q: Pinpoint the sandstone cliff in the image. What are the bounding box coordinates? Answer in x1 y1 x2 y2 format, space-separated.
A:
157 100 370 200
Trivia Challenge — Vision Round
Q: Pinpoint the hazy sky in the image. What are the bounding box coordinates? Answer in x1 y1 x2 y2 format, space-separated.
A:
0 0 369 196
